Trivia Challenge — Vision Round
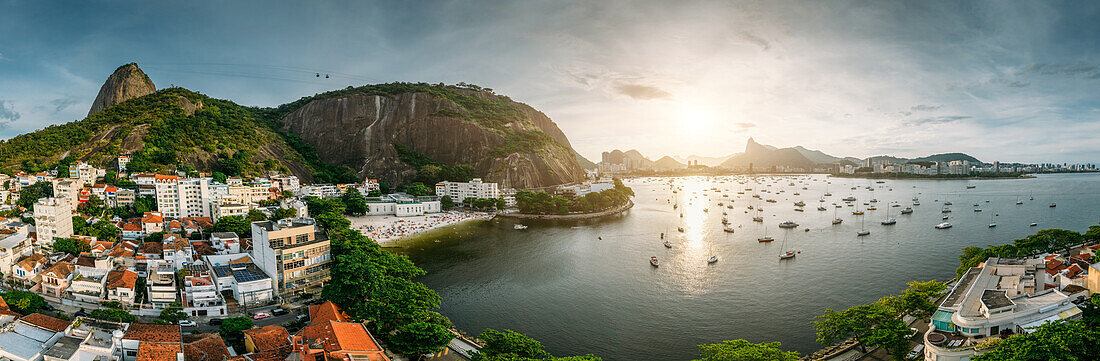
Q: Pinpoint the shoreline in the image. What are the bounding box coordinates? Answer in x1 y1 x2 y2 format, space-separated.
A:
496 199 634 221
348 211 494 246
828 174 1035 180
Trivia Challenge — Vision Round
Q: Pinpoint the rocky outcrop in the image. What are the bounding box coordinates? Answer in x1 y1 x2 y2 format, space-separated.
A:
279 90 585 188
88 63 156 117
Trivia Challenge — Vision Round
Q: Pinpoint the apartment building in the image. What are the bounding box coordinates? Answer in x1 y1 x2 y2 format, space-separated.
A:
435 178 501 201
154 175 220 218
923 257 1084 361
33 198 73 246
364 194 442 217
251 217 331 297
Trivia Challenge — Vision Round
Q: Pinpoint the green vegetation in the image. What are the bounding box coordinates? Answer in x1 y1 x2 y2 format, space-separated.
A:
341 188 368 216
394 143 476 187
16 182 53 211
157 302 188 324
515 179 634 215
52 237 91 256
213 216 250 236
813 281 947 359
693 339 800 361
955 227 1092 278
73 217 121 243
318 204 454 356
464 197 506 211
89 308 137 323
0 290 46 314
472 329 602 361
219 316 254 351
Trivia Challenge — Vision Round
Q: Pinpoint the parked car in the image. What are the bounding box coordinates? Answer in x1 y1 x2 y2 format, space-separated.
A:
208 318 222 326
179 320 196 327
272 308 289 316
296 314 309 322
908 327 920 339
907 344 924 360
253 312 271 320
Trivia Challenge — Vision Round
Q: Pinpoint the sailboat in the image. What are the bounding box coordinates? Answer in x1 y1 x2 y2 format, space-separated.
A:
1016 196 1023 205
988 213 996 228
779 231 796 260
881 204 896 225
758 226 774 242
832 207 843 225
857 215 870 236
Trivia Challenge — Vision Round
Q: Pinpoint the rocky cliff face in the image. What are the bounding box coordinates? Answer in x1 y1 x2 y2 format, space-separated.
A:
279 89 585 188
88 63 156 117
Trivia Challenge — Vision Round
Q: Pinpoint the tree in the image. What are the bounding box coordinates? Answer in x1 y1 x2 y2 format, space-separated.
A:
441 195 454 209
473 329 551 360
270 207 297 221
214 216 250 236
341 188 368 216
0 291 46 314
90 308 137 323
880 280 947 319
219 317 254 349
246 209 268 222
972 319 1099 361
78 195 105 216
864 318 911 361
17 182 53 211
405 182 433 196
693 339 800 361
212 171 227 184
158 302 188 324
813 303 895 353
388 321 455 355
53 237 91 256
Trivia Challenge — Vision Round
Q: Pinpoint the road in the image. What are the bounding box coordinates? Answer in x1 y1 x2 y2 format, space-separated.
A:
187 312 301 333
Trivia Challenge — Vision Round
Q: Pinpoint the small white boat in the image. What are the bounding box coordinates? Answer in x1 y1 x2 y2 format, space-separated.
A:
881 219 896 225
650 256 660 267
900 207 913 214
779 251 796 260
1030 222 1038 227
664 241 672 248
778 221 799 228
857 230 870 236
708 256 719 264
935 222 953 229
723 226 736 233
514 224 528 230
1049 203 1056 208
832 218 843 225
817 206 827 211
752 216 764 222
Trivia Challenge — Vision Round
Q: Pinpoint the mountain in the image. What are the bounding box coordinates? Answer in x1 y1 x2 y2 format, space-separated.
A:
276 83 585 188
601 149 656 169
88 63 156 117
910 153 982 164
575 152 597 170
719 138 816 170
653 156 687 170
793 146 844 164
0 64 585 189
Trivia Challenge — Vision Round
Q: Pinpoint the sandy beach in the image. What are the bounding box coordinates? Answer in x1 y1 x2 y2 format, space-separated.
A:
349 210 492 245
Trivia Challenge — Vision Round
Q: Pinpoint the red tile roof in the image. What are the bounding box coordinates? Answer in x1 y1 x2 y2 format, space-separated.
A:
42 261 74 279
138 342 183 361
245 325 292 357
309 301 348 324
124 323 182 343
298 320 383 353
183 333 232 361
107 269 138 290
142 212 164 224
20 313 71 332
0 296 21 317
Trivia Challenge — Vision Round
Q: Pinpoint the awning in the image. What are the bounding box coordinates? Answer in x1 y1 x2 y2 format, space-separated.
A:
1018 306 1082 331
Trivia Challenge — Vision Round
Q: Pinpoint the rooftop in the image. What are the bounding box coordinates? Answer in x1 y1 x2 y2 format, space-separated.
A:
981 290 1014 310
124 323 181 343
42 335 82 359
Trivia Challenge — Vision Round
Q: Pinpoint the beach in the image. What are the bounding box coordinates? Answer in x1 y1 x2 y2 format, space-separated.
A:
349 210 492 245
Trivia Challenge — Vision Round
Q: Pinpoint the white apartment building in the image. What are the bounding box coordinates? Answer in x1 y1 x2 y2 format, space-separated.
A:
205 254 274 307
51 179 80 211
146 262 178 306
67 161 105 185
435 178 501 202
924 257 1083 361
33 197 73 246
154 175 221 218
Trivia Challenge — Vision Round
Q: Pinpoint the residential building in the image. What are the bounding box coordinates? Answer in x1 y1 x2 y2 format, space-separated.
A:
209 232 240 254
205 254 274 307
923 257 1083 361
181 333 232 361
214 202 249 219
243 325 292 360
121 323 182 361
293 320 390 361
106 269 139 304
12 254 47 286
37 261 74 298
146 263 178 306
309 301 349 324
140 212 164 234
69 258 109 303
44 317 129 361
33 197 73 246
155 176 219 219
251 217 331 297
117 155 130 172
280 198 308 218
67 162 105 185
435 178 500 201
115 188 136 207
0 313 71 361
0 233 32 280
181 265 226 317
51 179 80 210
162 234 193 270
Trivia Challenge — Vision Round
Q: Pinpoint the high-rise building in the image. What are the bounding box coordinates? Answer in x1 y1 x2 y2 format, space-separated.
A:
434 178 501 201
33 197 73 245
154 175 219 218
251 217 331 297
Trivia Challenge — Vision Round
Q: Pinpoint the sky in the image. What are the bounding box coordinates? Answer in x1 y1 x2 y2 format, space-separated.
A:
2 0 1100 163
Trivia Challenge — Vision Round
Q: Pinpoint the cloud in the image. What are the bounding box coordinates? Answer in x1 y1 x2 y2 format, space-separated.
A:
0 100 20 128
903 115 971 127
910 104 942 112
1017 62 1100 80
614 84 672 100
989 78 1030 88
49 97 78 112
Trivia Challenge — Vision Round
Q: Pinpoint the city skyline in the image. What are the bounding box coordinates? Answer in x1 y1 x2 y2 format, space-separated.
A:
3 1 1100 163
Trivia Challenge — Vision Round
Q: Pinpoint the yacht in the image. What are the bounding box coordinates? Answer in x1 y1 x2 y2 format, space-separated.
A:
753 216 764 222
794 201 806 207
966 185 976 189
935 222 953 229
900 207 913 214
664 241 672 248
817 206 827 211
1049 203 1057 208
944 201 953 206
832 218 843 225
881 219 896 225
852 210 864 215
974 208 982 212
723 225 736 233
913 200 920 206
779 221 799 228
843 196 857 202
989 214 996 228
1030 222 1038 227
650 256 660 267
677 226 685 232
708 256 719 264
514 224 528 230
779 251 796 260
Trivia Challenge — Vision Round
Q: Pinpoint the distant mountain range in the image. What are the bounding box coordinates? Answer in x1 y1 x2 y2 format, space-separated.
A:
596 138 983 171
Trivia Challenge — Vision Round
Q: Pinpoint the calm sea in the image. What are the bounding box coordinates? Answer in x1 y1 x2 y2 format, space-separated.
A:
399 173 1100 361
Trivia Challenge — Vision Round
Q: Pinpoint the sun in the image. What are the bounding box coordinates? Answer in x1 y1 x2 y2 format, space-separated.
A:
682 108 709 135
